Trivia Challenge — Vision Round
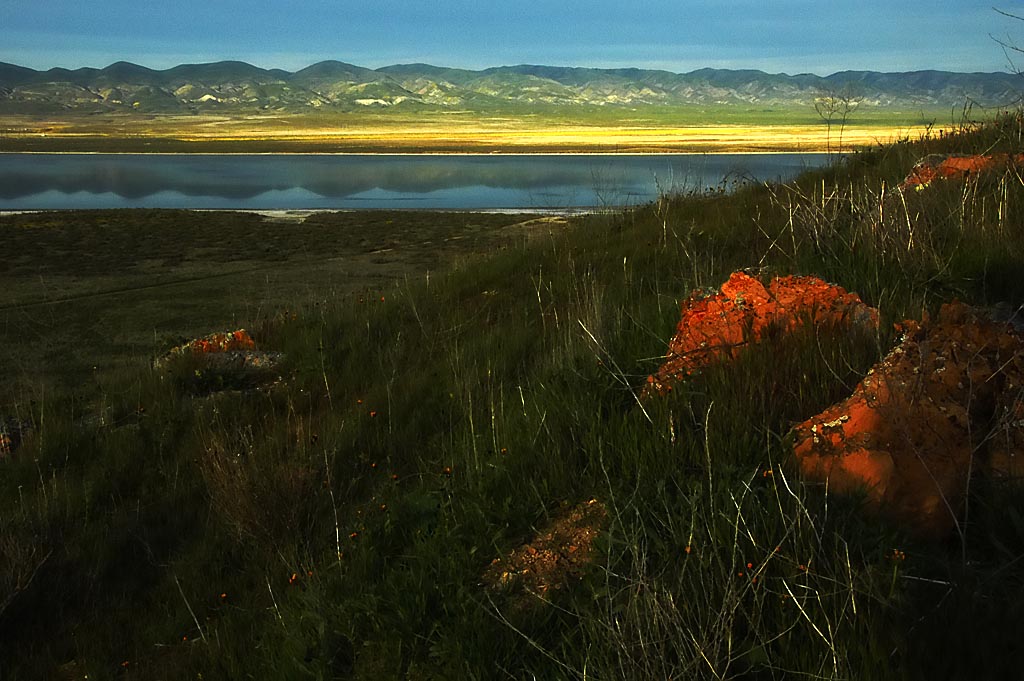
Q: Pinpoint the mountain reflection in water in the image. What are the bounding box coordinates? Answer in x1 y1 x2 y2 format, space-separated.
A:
0 154 831 210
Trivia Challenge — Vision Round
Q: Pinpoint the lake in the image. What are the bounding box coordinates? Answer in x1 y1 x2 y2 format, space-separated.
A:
0 153 832 211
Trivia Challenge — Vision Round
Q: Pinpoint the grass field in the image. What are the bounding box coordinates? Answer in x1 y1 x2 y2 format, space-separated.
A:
3 113 1024 679
0 210 556 397
0 105 954 153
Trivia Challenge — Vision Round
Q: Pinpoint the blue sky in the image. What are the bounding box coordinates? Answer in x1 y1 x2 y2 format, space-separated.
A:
0 0 1018 75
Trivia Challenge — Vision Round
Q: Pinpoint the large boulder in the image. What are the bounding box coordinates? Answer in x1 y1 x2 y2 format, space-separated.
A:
792 302 1024 536
646 271 878 394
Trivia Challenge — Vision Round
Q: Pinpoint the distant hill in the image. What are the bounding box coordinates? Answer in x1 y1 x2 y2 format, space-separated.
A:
0 59 1020 114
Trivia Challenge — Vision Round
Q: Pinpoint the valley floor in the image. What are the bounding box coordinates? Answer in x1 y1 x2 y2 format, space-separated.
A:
0 113 935 153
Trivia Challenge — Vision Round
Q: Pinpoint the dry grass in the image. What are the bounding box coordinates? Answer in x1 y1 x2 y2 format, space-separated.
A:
1 113 934 153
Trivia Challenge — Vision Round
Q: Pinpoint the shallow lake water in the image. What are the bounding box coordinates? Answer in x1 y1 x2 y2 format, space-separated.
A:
0 153 832 211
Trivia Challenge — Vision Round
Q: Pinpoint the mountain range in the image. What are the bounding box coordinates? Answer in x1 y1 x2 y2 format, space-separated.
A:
0 60 1020 114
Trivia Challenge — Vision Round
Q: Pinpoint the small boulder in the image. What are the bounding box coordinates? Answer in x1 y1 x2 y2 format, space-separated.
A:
482 499 607 606
155 329 284 392
155 329 257 366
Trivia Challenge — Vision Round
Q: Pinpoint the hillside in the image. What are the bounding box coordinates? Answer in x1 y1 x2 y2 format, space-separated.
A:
3 114 1024 678
0 58 1019 114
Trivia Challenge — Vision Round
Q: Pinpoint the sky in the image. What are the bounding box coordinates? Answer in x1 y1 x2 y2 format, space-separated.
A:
1 1 1021 75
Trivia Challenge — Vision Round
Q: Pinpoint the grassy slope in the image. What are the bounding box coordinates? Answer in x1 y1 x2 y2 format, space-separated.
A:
3 116 1024 679
0 210 546 398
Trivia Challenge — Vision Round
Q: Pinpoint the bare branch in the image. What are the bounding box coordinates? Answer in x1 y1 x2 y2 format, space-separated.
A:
994 7 1024 23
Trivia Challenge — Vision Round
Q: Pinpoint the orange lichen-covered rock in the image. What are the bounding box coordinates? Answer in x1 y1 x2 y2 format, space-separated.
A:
154 329 284 392
482 499 607 607
793 302 1024 536
155 329 258 368
183 329 256 355
646 272 878 394
901 153 1024 190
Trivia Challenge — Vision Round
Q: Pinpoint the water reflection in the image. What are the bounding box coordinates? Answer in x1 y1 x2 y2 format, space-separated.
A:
0 154 830 210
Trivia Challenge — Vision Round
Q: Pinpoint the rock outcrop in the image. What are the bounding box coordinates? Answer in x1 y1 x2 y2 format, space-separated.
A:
157 329 257 362
482 499 607 606
647 271 1024 537
155 329 283 391
792 302 1024 536
646 271 878 394
901 153 1024 190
